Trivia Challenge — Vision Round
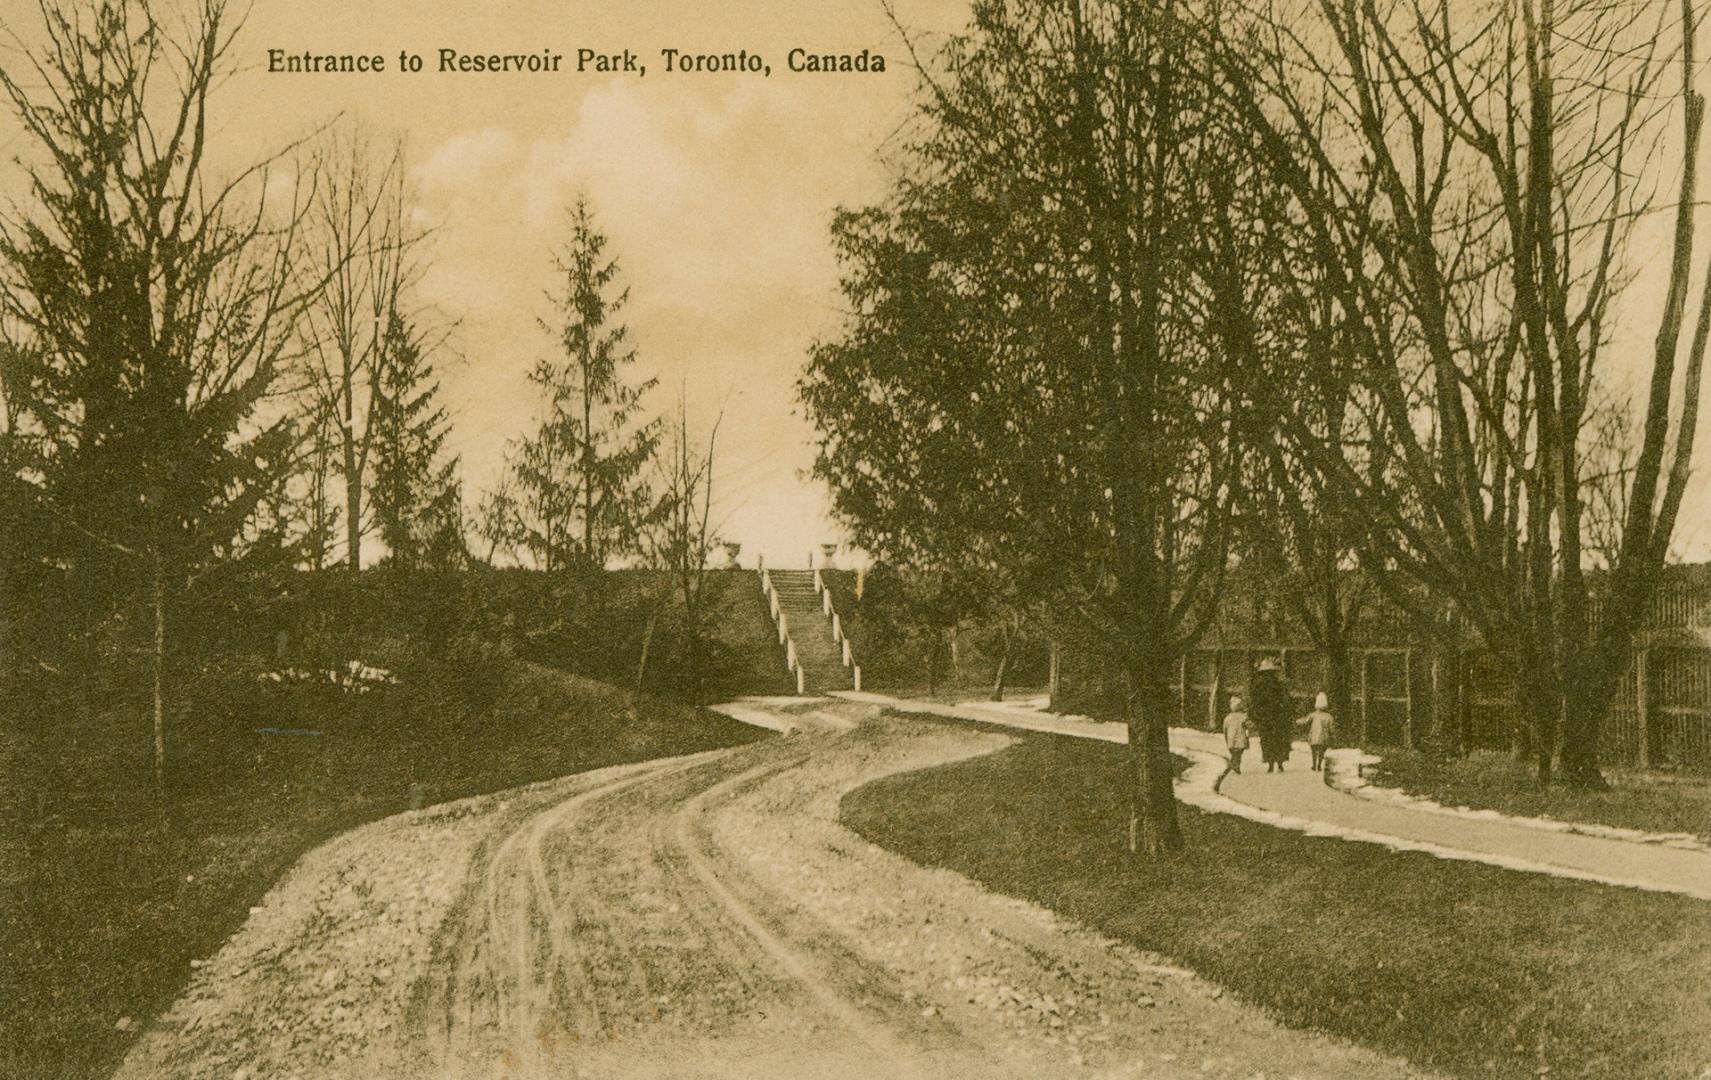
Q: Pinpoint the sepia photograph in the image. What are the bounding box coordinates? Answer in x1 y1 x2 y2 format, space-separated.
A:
1 0 1709 1077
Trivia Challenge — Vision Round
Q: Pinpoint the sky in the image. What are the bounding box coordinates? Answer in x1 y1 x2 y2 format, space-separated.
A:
1 0 973 567
4 0 1711 567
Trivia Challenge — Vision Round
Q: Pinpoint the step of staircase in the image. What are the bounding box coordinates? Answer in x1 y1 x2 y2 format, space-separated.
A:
765 568 855 693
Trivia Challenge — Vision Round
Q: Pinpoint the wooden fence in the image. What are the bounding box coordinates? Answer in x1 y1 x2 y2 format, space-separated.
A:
1461 646 1711 772
1172 640 1711 773
1171 644 1418 748
1063 570 1711 774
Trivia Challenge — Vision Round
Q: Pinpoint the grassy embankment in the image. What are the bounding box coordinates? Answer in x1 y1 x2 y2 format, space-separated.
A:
1367 748 1711 844
844 722 1711 1080
0 657 763 1080
290 567 794 703
818 568 1051 700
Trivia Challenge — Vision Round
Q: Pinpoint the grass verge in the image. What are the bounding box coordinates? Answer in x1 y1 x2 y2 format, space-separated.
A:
1367 748 1711 844
842 728 1711 1080
1 659 761 1080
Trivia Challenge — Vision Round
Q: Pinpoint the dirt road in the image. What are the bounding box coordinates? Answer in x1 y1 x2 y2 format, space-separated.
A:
115 703 1431 1080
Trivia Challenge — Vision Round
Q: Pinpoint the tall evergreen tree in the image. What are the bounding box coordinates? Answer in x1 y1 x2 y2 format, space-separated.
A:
508 198 659 571
371 313 463 570
0 0 310 799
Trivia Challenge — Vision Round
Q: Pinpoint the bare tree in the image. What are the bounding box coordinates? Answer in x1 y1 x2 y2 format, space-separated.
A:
472 473 521 566
298 127 423 572
1580 397 1639 572
635 393 721 699
1215 0 1711 783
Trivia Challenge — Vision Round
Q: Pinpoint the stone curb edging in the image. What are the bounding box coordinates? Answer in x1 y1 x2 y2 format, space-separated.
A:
1176 740 1711 902
845 693 1711 902
1322 749 1711 856
958 695 1711 858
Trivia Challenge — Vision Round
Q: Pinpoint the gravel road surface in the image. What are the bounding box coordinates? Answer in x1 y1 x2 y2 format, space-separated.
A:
113 702 1433 1080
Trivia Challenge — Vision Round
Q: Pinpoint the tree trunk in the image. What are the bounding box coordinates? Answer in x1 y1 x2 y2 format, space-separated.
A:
1048 639 1061 706
1325 632 1353 746
1428 648 1457 752
680 573 706 702
310 424 330 572
150 526 169 819
1208 663 1223 732
990 617 1014 701
582 380 595 568
1518 678 1557 784
927 630 942 696
1450 649 1468 754
634 605 660 700
0 561 12 728
1559 631 1629 788
1123 641 1182 858
1559 690 1602 785
344 436 361 572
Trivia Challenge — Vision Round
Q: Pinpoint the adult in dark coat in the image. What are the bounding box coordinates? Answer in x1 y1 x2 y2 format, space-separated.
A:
1250 659 1291 771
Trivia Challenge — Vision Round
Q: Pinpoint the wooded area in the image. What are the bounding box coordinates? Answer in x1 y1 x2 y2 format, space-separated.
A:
803 0 1711 854
0 0 739 826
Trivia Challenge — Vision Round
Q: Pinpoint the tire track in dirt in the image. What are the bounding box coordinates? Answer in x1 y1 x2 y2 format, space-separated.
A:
664 757 948 1078
409 707 1440 1080
420 750 731 1077
413 729 994 1079
120 705 1441 1080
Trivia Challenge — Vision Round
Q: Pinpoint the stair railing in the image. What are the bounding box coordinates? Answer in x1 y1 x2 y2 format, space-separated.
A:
814 568 863 692
816 572 848 661
759 567 806 693
814 574 835 646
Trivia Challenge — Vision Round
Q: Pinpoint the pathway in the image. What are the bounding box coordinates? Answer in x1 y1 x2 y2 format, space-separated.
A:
841 692 1711 902
113 702 1430 1080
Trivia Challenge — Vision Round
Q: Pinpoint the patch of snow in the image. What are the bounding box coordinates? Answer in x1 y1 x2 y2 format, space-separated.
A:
255 661 398 693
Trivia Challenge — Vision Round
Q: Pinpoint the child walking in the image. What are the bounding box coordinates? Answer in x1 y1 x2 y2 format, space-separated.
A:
1305 691 1335 771
1222 696 1250 775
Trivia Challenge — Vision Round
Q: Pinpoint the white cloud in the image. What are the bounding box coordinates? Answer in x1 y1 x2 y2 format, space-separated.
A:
402 76 895 563
418 128 522 195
